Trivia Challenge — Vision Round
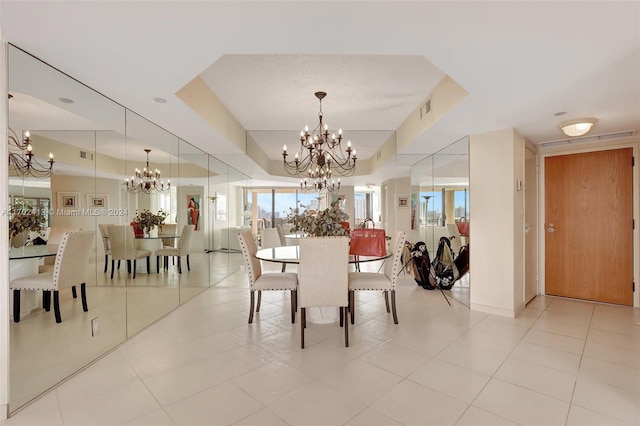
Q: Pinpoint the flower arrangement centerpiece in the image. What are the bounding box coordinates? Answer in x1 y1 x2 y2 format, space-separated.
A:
9 201 44 247
288 200 349 237
132 209 167 235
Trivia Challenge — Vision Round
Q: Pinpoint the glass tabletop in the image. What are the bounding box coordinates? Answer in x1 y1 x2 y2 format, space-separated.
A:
255 245 391 264
9 245 57 260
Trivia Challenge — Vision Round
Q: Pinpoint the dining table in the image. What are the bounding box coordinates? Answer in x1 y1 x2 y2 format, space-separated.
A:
10 245 57 318
255 245 391 323
134 234 179 273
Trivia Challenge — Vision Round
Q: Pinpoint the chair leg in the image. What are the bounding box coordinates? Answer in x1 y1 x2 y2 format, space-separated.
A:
43 290 51 311
53 290 62 323
104 255 108 273
256 290 262 312
301 307 306 349
349 290 355 324
72 286 77 299
290 290 296 323
344 307 349 347
340 306 344 327
13 290 21 323
127 260 131 274
281 263 286 272
80 283 88 311
111 260 115 280
384 290 391 313
186 255 190 271
391 289 398 324
177 257 182 274
133 260 137 279
248 290 255 324
156 256 160 273
146 257 150 274
117 260 121 270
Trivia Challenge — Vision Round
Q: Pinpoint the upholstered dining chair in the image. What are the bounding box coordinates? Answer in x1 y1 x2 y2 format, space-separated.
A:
260 227 282 249
107 225 151 279
276 224 287 246
159 223 178 248
155 224 194 274
39 227 81 273
348 231 406 325
11 230 95 323
298 236 349 348
237 230 297 324
97 224 113 273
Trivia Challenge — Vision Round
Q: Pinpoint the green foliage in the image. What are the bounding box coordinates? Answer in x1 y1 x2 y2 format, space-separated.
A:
133 209 167 231
288 200 349 237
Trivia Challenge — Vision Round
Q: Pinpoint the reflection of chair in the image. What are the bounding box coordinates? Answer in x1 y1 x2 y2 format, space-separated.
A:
260 227 282 249
276 224 287 246
237 230 297 324
446 224 462 255
159 223 178 248
155 224 194 274
11 231 95 323
97 224 112 273
298 236 349 348
348 231 406 325
108 225 151 279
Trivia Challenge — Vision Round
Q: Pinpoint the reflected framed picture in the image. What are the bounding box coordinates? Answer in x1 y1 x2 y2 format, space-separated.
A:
87 194 108 209
186 194 201 231
58 192 79 210
397 194 409 209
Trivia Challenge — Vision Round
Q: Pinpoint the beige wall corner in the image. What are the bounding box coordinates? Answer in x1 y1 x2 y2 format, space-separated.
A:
469 128 525 317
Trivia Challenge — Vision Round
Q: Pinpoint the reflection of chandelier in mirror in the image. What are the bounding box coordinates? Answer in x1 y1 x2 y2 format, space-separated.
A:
125 149 170 194
282 91 357 193
8 128 55 179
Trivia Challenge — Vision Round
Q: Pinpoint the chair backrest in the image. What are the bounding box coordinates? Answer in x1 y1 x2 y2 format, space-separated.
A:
107 225 137 260
446 224 462 255
383 231 407 289
45 227 81 265
237 230 262 288
177 224 195 255
97 224 111 251
159 223 177 247
298 236 349 308
52 231 95 290
276 224 286 246
261 227 281 249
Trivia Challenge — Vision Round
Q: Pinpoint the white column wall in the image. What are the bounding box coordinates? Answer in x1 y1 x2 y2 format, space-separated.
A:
381 177 411 238
469 128 525 317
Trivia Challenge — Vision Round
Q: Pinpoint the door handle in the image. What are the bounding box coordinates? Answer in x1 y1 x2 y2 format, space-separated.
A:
547 228 556 233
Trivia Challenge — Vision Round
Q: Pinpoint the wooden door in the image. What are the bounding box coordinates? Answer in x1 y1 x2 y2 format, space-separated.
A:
545 148 633 305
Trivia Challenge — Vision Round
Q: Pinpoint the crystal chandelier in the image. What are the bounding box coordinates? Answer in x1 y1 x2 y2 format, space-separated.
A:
8 128 55 178
282 91 356 193
125 149 170 194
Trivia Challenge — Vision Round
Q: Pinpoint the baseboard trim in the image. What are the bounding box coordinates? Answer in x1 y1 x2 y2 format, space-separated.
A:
470 302 516 318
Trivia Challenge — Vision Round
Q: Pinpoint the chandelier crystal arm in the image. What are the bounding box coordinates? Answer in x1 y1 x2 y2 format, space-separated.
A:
7 128 55 178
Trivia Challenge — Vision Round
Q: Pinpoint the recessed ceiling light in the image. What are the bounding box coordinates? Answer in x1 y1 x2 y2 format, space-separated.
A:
59 98 74 104
553 111 566 116
559 118 597 137
154 97 167 104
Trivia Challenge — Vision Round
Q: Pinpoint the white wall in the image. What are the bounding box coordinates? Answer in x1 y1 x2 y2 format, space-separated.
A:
469 128 524 317
381 177 411 239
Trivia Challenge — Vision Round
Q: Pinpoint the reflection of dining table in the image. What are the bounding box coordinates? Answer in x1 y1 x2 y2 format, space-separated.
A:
255 246 391 324
10 246 57 317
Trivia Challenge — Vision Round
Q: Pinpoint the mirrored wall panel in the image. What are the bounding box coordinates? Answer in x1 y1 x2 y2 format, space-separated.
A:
7 44 249 413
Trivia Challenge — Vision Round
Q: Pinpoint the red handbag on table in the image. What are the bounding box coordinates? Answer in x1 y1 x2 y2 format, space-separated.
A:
349 219 386 257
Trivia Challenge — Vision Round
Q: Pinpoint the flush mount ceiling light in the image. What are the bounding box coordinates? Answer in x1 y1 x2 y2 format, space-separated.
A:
559 118 597 137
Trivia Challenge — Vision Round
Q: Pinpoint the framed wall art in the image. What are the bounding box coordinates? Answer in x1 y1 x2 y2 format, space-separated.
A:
58 192 80 209
87 194 109 209
397 194 409 209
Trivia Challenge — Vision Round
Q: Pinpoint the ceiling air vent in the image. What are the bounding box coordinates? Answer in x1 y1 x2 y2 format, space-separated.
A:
420 98 432 119
80 151 94 161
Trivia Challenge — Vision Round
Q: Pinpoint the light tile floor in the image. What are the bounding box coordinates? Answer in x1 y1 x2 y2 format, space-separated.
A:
3 268 640 426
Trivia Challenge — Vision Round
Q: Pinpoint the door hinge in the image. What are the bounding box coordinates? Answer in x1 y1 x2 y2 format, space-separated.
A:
633 156 635 167
633 282 635 292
